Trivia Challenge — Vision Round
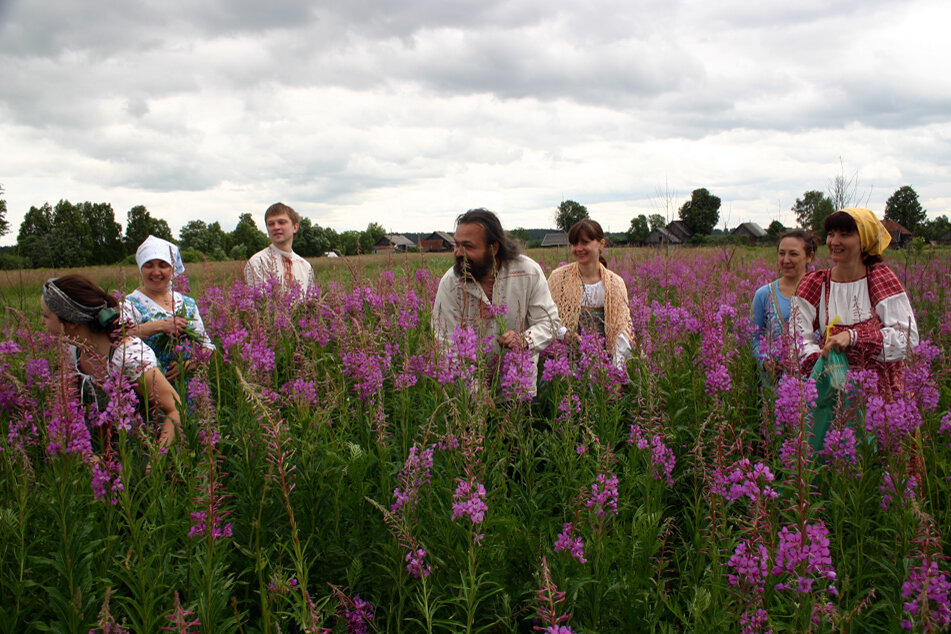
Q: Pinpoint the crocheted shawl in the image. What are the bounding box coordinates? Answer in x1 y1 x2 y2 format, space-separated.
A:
548 262 633 355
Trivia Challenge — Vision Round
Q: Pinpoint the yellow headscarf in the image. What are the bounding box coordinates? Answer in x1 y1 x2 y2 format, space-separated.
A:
839 207 891 256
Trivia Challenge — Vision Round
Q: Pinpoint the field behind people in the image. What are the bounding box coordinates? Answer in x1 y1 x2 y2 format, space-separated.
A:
1 246 949 632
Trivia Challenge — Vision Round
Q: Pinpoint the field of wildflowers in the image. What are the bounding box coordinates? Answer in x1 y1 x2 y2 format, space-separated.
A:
1 246 949 633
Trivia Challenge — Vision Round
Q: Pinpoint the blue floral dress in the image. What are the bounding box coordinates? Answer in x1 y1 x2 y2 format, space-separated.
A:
122 290 215 373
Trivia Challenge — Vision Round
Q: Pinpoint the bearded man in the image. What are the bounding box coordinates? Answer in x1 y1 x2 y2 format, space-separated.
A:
431 208 561 394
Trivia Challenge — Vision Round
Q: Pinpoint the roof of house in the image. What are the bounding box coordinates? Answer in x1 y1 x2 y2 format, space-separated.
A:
423 231 456 244
646 227 681 244
666 220 694 242
540 232 569 247
731 222 767 238
881 219 912 236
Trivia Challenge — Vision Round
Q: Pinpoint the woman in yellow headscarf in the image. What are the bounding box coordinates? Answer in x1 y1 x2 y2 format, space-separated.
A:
790 208 919 398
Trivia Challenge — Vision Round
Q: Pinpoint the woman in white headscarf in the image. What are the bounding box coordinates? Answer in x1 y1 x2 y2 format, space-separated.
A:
123 236 215 380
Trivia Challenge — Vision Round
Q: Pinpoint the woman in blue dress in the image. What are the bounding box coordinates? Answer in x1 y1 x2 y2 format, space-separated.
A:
751 229 818 378
123 236 215 380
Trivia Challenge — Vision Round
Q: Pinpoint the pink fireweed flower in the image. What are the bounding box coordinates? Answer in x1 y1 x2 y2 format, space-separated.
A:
711 458 778 504
451 478 488 525
553 523 586 564
586 471 619 517
280 379 318 409
391 445 435 513
163 591 200 633
901 558 951 631
773 374 818 433
91 457 124 505
46 395 92 459
628 424 676 485
343 593 375 634
881 471 918 511
821 428 860 476
771 522 837 595
92 372 143 433
865 395 924 451
727 541 769 590
533 556 573 630
405 548 432 579
739 607 771 634
500 347 535 402
24 358 51 389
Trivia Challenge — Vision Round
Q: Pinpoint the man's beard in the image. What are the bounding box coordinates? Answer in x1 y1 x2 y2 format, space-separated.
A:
454 254 494 281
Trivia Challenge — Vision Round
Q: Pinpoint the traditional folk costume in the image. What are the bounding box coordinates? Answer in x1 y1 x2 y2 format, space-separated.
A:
790 207 919 403
547 262 633 369
126 236 216 373
244 244 314 292
432 254 560 395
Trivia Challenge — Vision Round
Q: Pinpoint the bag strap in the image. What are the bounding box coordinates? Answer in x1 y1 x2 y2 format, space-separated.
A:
768 281 786 330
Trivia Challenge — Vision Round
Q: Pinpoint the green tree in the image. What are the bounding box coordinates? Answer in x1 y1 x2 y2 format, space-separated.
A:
295 218 336 257
554 200 589 233
125 205 173 254
337 230 361 256
16 202 54 268
919 214 951 242
766 220 786 243
49 200 94 268
359 222 387 255
227 213 269 256
791 191 834 235
79 202 123 264
179 220 227 259
884 186 927 233
627 214 650 244
0 184 8 237
678 188 721 235
647 214 666 231
509 227 531 247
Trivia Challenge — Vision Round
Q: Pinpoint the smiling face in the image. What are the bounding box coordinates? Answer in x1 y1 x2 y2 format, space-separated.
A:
40 298 64 335
453 222 497 281
141 259 173 293
776 236 812 282
826 228 863 268
266 212 298 250
571 234 606 267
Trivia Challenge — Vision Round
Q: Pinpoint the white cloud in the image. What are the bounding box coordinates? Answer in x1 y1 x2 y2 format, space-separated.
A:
2 0 950 247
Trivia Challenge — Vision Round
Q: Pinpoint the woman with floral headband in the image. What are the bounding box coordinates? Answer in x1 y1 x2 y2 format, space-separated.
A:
41 274 182 447
124 235 215 380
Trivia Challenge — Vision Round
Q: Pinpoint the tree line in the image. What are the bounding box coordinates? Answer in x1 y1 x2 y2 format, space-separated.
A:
618 183 949 245
0 195 388 269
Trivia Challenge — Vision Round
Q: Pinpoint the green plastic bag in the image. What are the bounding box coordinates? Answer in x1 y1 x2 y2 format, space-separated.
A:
809 350 849 455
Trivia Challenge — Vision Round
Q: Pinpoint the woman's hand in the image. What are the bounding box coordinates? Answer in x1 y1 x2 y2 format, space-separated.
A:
159 316 189 337
165 359 197 381
821 330 851 358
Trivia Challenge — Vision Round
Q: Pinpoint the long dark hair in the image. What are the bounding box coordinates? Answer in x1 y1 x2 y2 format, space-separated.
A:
568 218 608 267
456 208 521 266
824 211 883 266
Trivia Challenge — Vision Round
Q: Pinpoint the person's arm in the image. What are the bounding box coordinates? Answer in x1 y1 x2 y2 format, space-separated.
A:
789 274 823 374
138 367 182 447
520 264 561 353
869 267 919 361
431 272 461 349
750 285 768 362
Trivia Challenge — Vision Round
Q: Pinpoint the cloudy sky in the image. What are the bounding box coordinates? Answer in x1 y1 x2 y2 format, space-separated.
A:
2 0 950 245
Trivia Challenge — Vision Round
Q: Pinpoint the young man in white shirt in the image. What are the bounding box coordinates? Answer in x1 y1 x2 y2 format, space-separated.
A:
244 202 315 293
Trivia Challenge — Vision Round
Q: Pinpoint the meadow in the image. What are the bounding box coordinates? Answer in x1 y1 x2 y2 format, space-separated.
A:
1 245 949 633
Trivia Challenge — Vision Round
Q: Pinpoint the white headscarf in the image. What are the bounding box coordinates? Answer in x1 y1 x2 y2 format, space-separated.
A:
135 235 185 276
